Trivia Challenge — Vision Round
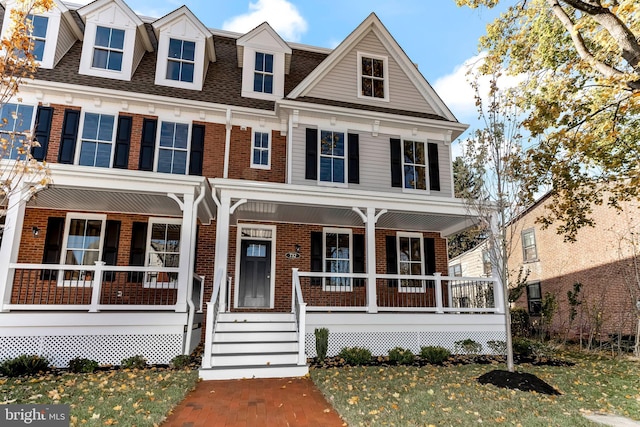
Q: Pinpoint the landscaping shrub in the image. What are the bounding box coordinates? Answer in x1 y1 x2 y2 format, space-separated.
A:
68 357 99 373
169 355 192 370
511 308 531 337
338 347 372 366
388 347 415 364
0 354 51 377
120 355 148 369
454 339 483 355
420 346 451 364
487 340 507 355
512 337 534 357
314 327 329 362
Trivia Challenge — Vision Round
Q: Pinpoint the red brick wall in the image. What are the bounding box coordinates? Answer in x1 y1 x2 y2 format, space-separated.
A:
228 127 286 183
196 121 225 178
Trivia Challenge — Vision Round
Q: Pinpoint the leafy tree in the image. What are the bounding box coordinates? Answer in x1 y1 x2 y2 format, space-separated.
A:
0 0 53 216
456 0 640 241
449 157 485 259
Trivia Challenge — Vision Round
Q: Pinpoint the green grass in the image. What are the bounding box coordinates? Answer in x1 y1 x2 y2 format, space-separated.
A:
0 367 198 426
310 351 640 426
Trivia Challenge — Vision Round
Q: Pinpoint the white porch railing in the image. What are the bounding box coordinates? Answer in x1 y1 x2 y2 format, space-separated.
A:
5 262 186 311
202 268 225 369
291 269 307 365
294 270 503 314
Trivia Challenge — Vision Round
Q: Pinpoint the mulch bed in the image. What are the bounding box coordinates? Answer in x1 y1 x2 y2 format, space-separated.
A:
477 369 562 395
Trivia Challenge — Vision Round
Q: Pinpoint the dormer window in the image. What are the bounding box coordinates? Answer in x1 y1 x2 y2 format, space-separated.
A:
167 38 195 83
27 14 48 60
92 26 125 71
254 52 273 94
357 52 388 101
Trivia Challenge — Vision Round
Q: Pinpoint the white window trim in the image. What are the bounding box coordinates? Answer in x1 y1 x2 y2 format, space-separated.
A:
153 120 192 174
250 129 271 169
317 129 348 188
1 102 37 160
401 138 431 195
323 227 353 292
74 111 117 168
233 224 277 309
79 22 134 80
58 213 107 287
155 34 205 90
1 6 60 69
240 48 285 101
396 231 425 293
143 217 182 289
357 51 389 102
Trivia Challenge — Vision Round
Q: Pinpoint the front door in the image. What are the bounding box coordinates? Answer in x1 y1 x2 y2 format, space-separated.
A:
238 240 271 308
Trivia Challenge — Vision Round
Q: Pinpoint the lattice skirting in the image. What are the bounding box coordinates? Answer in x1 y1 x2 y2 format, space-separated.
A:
0 334 184 367
305 330 508 357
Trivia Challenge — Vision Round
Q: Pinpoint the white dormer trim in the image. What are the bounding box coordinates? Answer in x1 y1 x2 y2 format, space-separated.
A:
237 22 291 101
152 6 214 91
77 0 153 81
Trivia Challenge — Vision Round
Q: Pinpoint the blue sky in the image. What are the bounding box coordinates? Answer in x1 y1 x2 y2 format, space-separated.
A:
74 0 509 142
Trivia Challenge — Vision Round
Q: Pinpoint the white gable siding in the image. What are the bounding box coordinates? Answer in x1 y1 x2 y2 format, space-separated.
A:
305 32 437 115
449 244 487 278
133 30 146 73
55 17 77 67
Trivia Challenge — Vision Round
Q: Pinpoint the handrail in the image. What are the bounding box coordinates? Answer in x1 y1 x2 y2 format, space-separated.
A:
202 268 224 369
184 273 205 355
291 268 306 365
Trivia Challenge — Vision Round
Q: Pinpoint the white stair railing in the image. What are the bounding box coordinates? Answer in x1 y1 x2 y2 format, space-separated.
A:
291 268 307 366
202 268 225 369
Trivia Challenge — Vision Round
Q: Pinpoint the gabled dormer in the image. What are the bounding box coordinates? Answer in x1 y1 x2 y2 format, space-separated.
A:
237 22 291 101
152 6 214 91
77 0 153 81
0 0 82 69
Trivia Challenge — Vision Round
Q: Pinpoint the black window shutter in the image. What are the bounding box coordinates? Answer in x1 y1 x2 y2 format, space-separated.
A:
390 138 402 188
58 109 80 164
128 222 148 283
424 237 437 288
348 133 360 184
41 217 65 280
138 118 157 171
102 220 121 281
305 128 318 180
113 115 132 169
353 233 365 287
310 231 323 286
385 235 398 287
189 124 205 176
428 142 440 191
32 106 54 161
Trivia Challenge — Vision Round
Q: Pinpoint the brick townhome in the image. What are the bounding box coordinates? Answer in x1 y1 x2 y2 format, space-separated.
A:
0 0 506 379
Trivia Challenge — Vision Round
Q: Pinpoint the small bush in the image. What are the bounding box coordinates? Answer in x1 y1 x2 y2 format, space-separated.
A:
0 354 51 377
454 339 483 355
68 357 99 373
314 328 329 362
512 337 534 357
120 355 147 369
388 347 415 364
169 355 192 370
420 346 451 364
487 340 507 355
338 347 372 366
511 308 531 337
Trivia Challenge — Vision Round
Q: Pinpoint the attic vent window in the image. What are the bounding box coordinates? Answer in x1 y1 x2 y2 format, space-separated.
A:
167 38 195 83
92 26 124 71
361 56 384 98
254 52 274 94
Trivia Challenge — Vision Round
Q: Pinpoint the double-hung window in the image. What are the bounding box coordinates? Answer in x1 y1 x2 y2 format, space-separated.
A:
27 14 48 61
254 52 273 94
527 282 542 315
403 140 427 190
359 53 386 99
323 228 352 291
522 228 538 262
92 26 124 71
157 121 189 174
397 232 424 292
251 131 270 168
60 213 106 284
78 113 115 168
319 130 345 184
146 218 181 288
0 103 35 160
166 38 195 83
449 264 462 277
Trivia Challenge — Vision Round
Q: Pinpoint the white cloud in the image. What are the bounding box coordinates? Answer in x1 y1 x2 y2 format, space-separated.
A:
222 0 308 42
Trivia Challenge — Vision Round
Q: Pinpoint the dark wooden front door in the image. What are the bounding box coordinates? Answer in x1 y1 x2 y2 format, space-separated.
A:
239 240 271 308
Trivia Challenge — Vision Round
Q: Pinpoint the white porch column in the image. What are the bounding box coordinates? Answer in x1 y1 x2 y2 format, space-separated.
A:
365 207 378 313
0 188 28 312
175 192 195 313
214 193 231 312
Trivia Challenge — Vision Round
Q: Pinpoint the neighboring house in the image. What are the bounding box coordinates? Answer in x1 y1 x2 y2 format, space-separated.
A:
447 240 494 310
0 0 505 380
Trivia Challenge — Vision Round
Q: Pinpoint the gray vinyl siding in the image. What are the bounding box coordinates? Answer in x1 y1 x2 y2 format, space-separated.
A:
306 31 437 115
133 31 146 73
291 126 452 197
54 17 77 67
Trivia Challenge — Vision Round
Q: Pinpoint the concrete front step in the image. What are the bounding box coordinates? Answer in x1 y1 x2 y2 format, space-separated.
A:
212 341 298 354
211 352 299 366
213 330 298 342
215 321 297 332
199 364 309 380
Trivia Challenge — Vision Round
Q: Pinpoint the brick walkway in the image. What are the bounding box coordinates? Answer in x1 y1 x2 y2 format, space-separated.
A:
161 377 345 427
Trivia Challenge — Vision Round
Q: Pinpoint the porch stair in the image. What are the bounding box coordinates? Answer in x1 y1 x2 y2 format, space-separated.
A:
199 312 309 380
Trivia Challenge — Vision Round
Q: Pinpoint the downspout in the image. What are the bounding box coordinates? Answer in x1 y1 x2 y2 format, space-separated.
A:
184 182 207 355
223 108 232 178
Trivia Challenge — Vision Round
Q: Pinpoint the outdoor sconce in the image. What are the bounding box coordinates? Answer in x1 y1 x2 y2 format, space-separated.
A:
32 226 40 237
295 244 301 254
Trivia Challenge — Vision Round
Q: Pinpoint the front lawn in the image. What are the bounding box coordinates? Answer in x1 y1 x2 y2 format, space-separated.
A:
310 351 640 426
